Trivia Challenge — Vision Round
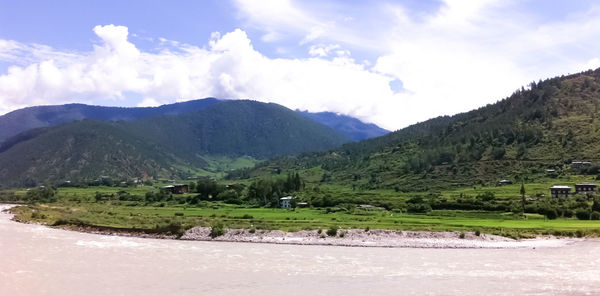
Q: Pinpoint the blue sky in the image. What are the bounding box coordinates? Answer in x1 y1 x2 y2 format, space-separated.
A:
1 0 600 130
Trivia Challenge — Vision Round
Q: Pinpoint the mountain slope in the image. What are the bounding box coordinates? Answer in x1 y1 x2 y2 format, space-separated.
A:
0 120 184 187
0 98 388 143
297 111 389 141
126 100 351 161
0 100 351 187
0 98 220 143
243 69 600 191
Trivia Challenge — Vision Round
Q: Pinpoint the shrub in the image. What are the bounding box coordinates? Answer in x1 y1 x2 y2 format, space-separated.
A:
209 222 226 238
317 229 322 234
576 209 591 220
249 227 256 234
364 226 370 232
475 230 481 236
339 231 346 238
174 212 184 216
326 227 338 237
407 203 432 213
241 214 253 219
591 211 600 220
545 209 558 220
459 232 465 239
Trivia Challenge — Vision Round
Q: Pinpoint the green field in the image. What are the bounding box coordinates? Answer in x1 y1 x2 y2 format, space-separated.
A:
7 177 600 239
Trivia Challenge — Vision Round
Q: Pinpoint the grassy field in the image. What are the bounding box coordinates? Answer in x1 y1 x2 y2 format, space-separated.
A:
10 201 600 239
6 176 600 239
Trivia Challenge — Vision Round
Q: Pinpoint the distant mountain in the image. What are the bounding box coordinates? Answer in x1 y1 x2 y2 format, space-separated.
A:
0 98 220 143
240 68 600 191
297 111 389 141
0 98 388 143
0 100 350 187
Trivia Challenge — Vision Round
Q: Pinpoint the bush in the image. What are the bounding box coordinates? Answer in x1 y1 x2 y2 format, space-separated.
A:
545 209 558 220
591 211 600 220
326 227 338 237
317 229 322 234
459 232 465 239
209 222 226 238
241 214 253 219
174 212 184 216
475 230 481 236
407 203 432 213
576 209 591 220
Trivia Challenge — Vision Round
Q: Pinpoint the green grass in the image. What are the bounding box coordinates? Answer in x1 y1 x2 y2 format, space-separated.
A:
11 201 600 239
8 176 600 239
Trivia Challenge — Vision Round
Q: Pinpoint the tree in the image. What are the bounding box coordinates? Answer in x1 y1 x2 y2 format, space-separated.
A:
520 182 526 215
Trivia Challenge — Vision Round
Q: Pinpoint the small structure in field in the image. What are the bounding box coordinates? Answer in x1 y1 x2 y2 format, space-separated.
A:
163 184 189 194
550 185 571 198
575 183 597 196
497 179 512 186
297 202 309 208
357 204 385 211
280 196 296 209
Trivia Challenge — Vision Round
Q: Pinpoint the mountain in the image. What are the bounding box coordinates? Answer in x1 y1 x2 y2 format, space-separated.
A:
0 98 220 143
297 111 389 141
0 100 350 187
241 68 600 191
0 98 388 144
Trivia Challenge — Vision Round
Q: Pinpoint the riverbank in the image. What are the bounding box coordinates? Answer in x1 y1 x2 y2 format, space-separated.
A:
180 226 575 249
2 204 575 249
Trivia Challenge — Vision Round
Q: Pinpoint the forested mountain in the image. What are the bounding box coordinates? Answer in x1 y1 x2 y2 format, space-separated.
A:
0 100 349 187
0 98 220 143
241 69 600 191
0 98 388 144
297 111 389 141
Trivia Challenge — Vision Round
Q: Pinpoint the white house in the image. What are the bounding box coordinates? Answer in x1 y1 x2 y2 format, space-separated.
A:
280 196 296 209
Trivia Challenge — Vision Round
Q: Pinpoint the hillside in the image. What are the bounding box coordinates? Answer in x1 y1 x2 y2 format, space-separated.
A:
0 98 221 143
0 120 185 187
0 98 388 143
0 100 350 187
241 69 600 191
297 111 389 141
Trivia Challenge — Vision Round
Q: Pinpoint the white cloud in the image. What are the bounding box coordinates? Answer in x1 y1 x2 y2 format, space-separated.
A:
0 25 399 129
3 1 600 131
230 0 600 129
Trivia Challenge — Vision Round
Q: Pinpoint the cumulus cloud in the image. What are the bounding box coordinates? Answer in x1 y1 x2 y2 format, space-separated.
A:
231 0 600 129
0 25 399 128
4 1 600 130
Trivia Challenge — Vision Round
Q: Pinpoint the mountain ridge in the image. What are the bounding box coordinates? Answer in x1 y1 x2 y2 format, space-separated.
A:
0 98 389 143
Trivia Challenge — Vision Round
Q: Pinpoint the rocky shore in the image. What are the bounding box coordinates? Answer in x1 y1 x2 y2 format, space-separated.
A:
180 226 574 249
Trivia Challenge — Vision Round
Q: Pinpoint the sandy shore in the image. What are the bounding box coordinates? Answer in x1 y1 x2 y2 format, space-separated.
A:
1 204 578 249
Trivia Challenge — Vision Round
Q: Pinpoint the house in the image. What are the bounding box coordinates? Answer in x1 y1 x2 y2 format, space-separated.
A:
162 184 189 194
498 179 512 186
572 161 592 170
280 196 296 209
575 183 597 196
550 185 571 198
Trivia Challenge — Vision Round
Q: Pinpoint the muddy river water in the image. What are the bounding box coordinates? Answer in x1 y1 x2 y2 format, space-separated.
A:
1 205 599 295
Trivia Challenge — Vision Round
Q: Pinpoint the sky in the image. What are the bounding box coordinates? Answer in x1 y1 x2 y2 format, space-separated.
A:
1 0 600 130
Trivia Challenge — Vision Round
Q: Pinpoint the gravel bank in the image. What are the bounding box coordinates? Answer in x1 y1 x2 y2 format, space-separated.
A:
181 227 575 249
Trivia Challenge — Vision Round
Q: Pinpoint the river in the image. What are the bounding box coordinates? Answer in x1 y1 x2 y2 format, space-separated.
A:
1 205 599 295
